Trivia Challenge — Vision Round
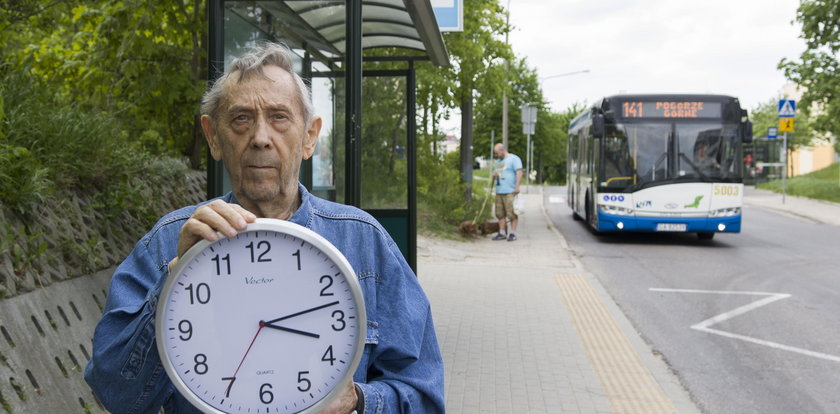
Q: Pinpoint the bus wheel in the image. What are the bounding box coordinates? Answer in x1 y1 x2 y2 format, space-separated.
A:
585 194 598 233
697 232 715 240
585 195 592 225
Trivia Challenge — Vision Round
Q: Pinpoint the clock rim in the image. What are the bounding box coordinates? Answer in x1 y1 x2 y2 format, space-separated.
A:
154 218 367 414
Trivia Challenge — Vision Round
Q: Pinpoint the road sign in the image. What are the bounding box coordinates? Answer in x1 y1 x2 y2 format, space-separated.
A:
431 0 463 32
521 105 537 124
778 100 796 118
779 117 794 132
767 127 778 139
523 123 535 135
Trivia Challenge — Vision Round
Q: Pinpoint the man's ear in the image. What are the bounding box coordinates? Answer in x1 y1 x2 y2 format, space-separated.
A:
302 116 322 160
200 115 223 161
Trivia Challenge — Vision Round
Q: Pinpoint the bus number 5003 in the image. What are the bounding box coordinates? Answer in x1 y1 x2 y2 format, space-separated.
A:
713 185 739 196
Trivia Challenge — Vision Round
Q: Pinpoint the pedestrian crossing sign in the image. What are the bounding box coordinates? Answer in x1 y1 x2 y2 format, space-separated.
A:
778 100 796 118
779 117 794 132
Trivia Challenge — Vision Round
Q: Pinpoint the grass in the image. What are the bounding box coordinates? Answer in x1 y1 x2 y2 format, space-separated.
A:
757 162 840 203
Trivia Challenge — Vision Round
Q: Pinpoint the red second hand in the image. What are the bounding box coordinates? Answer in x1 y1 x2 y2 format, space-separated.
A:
223 321 265 398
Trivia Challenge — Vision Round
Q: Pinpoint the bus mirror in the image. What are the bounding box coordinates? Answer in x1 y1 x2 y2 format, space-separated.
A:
742 120 753 143
593 114 605 138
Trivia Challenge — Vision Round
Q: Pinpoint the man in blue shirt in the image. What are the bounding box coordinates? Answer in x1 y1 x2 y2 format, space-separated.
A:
84 43 444 413
491 143 523 241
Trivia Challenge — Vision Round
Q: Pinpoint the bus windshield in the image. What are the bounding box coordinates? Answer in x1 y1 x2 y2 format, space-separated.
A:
601 121 741 191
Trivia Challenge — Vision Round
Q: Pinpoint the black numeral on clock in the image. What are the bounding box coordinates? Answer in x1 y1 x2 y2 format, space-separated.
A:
259 383 274 404
185 283 210 305
319 275 334 296
322 345 335 366
246 241 272 263
297 371 311 392
194 353 208 375
331 310 346 331
178 320 192 341
211 253 230 275
292 249 301 270
222 377 236 397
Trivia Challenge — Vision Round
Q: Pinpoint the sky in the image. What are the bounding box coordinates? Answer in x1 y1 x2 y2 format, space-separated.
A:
505 0 807 114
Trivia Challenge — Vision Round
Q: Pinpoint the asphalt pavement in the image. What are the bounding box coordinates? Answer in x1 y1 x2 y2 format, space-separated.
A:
415 185 839 414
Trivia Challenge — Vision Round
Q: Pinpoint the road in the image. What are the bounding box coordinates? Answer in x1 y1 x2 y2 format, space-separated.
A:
542 186 840 414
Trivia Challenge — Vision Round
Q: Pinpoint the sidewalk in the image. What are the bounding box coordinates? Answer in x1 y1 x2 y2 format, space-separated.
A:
743 186 840 226
416 189 700 414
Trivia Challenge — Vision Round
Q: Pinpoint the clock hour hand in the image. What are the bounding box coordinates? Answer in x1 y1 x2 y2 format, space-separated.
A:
261 321 320 338
265 301 340 324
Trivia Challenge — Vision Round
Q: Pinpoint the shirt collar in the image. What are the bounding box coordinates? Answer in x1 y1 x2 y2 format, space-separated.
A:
224 183 312 228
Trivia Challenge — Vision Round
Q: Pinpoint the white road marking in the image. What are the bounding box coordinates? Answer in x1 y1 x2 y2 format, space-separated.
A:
650 288 840 363
549 196 564 204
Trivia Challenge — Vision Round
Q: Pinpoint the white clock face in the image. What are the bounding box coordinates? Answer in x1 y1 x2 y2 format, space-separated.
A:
156 219 365 414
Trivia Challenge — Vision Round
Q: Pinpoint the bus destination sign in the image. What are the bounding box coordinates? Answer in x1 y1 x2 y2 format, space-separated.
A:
621 101 721 119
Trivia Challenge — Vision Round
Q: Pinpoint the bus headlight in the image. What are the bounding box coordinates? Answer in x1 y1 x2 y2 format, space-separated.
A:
599 204 634 216
709 207 741 217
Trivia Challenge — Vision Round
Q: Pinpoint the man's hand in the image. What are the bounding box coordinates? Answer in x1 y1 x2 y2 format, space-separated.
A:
317 380 358 414
173 200 257 265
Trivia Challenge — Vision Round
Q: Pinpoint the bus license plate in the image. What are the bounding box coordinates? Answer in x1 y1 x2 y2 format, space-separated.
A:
656 223 687 232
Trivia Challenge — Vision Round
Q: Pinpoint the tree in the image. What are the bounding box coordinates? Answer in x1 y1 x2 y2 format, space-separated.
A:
779 0 840 153
473 57 540 162
536 105 584 184
2 0 206 167
434 0 513 201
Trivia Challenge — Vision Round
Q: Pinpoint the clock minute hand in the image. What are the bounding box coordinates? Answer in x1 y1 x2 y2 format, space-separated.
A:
265 301 340 324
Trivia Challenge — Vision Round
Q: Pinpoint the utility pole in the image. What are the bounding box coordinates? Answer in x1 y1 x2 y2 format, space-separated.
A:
501 0 511 148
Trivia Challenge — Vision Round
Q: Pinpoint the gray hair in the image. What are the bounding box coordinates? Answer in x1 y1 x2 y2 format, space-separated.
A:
201 42 314 125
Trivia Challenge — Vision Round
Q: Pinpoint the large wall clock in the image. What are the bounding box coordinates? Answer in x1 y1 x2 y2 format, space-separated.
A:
156 218 366 413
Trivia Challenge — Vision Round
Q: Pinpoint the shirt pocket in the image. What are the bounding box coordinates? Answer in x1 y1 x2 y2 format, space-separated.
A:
355 320 379 382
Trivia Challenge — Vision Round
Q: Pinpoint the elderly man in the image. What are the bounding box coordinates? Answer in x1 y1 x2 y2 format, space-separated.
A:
85 43 444 413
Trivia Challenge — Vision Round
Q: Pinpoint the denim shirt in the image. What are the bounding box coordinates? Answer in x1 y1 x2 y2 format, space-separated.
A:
84 184 445 413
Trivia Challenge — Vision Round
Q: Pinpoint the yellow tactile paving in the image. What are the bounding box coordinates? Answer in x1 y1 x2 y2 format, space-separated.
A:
555 273 678 414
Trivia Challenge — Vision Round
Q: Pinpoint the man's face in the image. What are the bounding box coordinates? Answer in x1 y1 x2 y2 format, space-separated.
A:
202 65 320 206
494 146 504 159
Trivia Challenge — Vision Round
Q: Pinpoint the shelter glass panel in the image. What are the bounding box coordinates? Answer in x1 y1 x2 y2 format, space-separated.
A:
222 1 348 200
361 76 408 209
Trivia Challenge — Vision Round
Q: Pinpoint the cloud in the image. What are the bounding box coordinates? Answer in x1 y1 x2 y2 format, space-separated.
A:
508 0 806 112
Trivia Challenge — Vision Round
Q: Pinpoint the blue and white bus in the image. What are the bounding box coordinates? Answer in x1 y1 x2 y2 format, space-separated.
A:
567 94 753 239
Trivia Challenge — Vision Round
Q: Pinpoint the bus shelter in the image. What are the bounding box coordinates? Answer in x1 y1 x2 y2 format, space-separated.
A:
207 1 449 271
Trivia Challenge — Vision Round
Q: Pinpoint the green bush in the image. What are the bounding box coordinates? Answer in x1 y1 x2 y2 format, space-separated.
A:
757 163 840 203
0 145 53 216
417 147 494 238
0 67 187 223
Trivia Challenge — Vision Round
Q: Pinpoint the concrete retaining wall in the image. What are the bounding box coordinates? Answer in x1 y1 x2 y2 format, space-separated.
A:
0 170 207 413
0 269 111 413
